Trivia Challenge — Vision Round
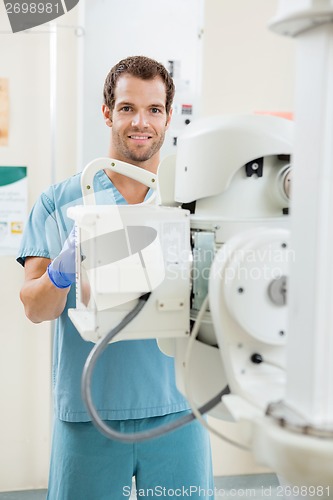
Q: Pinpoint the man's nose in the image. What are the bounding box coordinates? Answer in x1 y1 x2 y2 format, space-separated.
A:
131 111 149 128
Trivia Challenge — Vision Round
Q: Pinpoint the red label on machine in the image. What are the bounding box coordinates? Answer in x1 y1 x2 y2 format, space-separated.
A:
181 104 193 115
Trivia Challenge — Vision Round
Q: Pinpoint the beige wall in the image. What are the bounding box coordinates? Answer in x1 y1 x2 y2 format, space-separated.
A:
0 4 79 491
201 0 295 116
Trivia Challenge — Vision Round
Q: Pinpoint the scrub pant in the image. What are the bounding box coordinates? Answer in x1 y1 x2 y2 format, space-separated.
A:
47 410 214 500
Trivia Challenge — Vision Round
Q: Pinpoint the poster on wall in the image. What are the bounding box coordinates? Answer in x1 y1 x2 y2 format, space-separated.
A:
0 79 9 147
0 167 27 256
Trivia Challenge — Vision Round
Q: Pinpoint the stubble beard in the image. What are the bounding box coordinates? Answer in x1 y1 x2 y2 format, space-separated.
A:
115 131 166 164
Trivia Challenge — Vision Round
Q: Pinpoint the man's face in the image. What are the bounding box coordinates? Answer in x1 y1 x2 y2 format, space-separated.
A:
104 75 172 165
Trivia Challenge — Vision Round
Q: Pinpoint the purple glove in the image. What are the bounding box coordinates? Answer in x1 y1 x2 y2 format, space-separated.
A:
47 228 76 289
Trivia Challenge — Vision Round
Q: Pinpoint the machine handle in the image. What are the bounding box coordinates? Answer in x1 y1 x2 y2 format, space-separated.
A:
80 157 157 205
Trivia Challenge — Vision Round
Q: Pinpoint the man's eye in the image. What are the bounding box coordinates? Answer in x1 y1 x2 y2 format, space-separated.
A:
151 108 160 114
121 106 131 112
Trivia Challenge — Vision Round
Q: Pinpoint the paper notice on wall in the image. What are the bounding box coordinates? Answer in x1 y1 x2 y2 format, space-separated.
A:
0 167 27 256
0 79 9 146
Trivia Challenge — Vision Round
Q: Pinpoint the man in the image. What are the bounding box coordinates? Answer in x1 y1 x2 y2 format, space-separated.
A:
18 56 213 499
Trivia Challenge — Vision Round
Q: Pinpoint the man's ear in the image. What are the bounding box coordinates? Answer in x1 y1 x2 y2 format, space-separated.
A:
165 107 173 130
102 105 112 127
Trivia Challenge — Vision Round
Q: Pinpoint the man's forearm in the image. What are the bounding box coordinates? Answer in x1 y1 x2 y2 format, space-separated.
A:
20 272 70 323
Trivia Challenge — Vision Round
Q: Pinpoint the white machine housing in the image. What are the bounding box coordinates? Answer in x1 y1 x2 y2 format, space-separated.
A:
67 159 191 343
170 113 293 416
68 114 293 420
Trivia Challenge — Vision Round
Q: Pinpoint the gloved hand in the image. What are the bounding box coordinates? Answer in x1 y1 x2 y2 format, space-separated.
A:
47 228 76 289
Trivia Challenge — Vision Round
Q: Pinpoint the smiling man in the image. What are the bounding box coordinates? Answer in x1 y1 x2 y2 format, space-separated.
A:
18 56 214 499
104 74 170 162
101 58 173 204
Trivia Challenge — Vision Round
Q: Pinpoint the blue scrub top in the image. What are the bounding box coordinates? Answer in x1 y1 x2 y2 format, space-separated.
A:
17 170 189 422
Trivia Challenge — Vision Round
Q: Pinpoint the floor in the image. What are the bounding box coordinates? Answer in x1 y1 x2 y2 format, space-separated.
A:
0 473 282 499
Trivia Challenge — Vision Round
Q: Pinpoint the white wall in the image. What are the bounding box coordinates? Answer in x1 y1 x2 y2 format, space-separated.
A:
202 0 295 477
0 4 79 491
78 0 204 168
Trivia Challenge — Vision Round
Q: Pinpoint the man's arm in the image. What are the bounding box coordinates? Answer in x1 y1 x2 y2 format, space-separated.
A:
20 256 70 323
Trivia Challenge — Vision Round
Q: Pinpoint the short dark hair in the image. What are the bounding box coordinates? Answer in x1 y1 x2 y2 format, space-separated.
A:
103 56 175 115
